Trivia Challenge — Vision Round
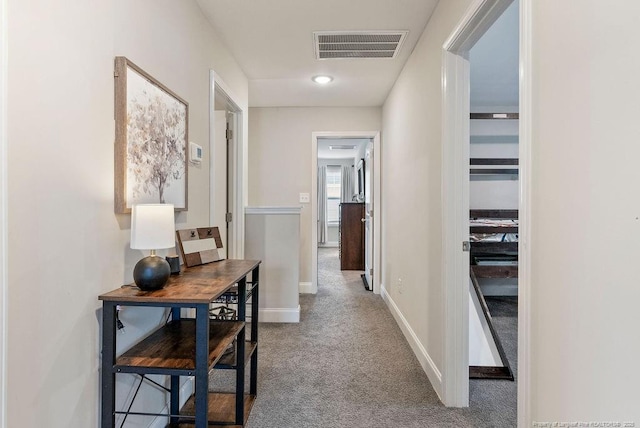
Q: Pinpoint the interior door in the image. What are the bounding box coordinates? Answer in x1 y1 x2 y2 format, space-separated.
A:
364 141 374 288
214 110 228 258
225 112 235 258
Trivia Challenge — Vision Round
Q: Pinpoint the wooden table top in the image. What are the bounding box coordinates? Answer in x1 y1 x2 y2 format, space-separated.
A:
99 259 260 304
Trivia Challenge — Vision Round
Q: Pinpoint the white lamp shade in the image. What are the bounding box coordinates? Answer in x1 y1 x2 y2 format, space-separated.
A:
130 204 176 250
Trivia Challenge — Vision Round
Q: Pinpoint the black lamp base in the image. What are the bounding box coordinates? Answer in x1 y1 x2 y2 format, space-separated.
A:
133 255 171 290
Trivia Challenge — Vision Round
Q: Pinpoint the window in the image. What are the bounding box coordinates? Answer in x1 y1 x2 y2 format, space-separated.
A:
326 166 341 223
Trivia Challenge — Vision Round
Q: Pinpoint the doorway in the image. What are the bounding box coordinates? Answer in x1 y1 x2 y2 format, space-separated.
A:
441 0 531 423
466 0 519 419
311 131 381 295
210 72 244 259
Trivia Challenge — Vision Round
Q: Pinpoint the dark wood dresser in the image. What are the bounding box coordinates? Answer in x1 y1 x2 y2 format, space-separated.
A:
339 202 365 270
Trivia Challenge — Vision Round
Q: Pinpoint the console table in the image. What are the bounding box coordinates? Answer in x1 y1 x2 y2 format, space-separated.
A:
99 259 260 428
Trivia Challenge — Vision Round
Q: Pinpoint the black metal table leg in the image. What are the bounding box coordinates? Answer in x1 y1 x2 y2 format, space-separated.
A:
236 277 247 424
236 326 246 424
195 303 210 428
101 302 117 428
170 306 181 426
250 266 259 395
250 266 259 343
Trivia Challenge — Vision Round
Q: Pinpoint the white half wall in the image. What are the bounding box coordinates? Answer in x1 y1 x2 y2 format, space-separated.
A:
245 206 301 323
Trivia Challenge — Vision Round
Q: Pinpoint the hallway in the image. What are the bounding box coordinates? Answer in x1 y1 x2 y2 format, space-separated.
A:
230 248 515 427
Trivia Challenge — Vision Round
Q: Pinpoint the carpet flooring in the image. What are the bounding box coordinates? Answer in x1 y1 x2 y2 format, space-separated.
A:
210 248 517 427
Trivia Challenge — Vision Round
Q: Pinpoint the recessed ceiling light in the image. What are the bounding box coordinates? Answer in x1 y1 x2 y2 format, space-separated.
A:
329 145 356 150
312 75 333 84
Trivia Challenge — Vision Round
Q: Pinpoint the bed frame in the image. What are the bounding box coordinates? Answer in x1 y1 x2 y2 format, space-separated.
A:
470 209 518 280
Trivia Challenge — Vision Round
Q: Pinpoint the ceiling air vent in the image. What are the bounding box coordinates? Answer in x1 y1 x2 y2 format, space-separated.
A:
314 31 409 60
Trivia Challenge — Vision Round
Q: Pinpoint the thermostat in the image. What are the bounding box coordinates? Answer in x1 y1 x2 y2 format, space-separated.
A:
190 142 203 163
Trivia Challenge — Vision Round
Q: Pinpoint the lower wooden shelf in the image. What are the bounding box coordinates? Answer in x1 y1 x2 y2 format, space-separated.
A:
216 341 258 369
173 392 256 427
116 320 244 373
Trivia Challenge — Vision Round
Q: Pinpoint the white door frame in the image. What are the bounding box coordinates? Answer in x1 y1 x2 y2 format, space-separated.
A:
516 1 532 425
441 0 531 422
210 71 246 258
363 141 374 288
311 131 381 295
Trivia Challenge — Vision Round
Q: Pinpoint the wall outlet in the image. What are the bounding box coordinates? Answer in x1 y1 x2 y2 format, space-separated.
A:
397 277 403 294
299 193 310 203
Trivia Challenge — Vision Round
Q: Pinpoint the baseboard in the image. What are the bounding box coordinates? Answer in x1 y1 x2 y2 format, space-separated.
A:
381 286 443 400
299 281 316 294
147 377 194 428
259 305 300 323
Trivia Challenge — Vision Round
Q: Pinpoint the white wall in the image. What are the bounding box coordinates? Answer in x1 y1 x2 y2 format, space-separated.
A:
528 0 640 423
385 0 640 422
469 119 519 210
0 0 6 423
248 107 381 284
6 0 247 426
380 0 473 390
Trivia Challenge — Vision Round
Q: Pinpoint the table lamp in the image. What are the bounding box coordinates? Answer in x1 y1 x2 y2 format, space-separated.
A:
130 204 175 290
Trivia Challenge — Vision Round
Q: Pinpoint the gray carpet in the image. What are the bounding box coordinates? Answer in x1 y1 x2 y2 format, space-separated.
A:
210 248 517 427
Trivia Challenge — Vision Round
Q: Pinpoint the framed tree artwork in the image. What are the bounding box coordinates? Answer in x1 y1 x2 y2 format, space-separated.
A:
114 56 188 213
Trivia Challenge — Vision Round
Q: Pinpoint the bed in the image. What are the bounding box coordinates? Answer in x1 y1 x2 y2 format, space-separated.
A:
469 209 518 280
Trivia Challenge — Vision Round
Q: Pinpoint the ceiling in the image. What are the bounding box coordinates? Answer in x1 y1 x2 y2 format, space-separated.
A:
198 0 519 109
196 0 439 107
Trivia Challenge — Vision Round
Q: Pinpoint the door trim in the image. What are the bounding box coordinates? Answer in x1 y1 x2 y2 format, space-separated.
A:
441 0 530 415
517 0 532 425
209 71 245 258
311 131 381 295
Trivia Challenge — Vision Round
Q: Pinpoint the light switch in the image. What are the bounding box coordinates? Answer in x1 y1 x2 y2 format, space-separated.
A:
299 193 310 203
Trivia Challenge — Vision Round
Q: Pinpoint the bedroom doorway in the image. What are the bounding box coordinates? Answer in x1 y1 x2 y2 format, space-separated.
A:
442 0 531 423
467 0 519 419
311 131 381 295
